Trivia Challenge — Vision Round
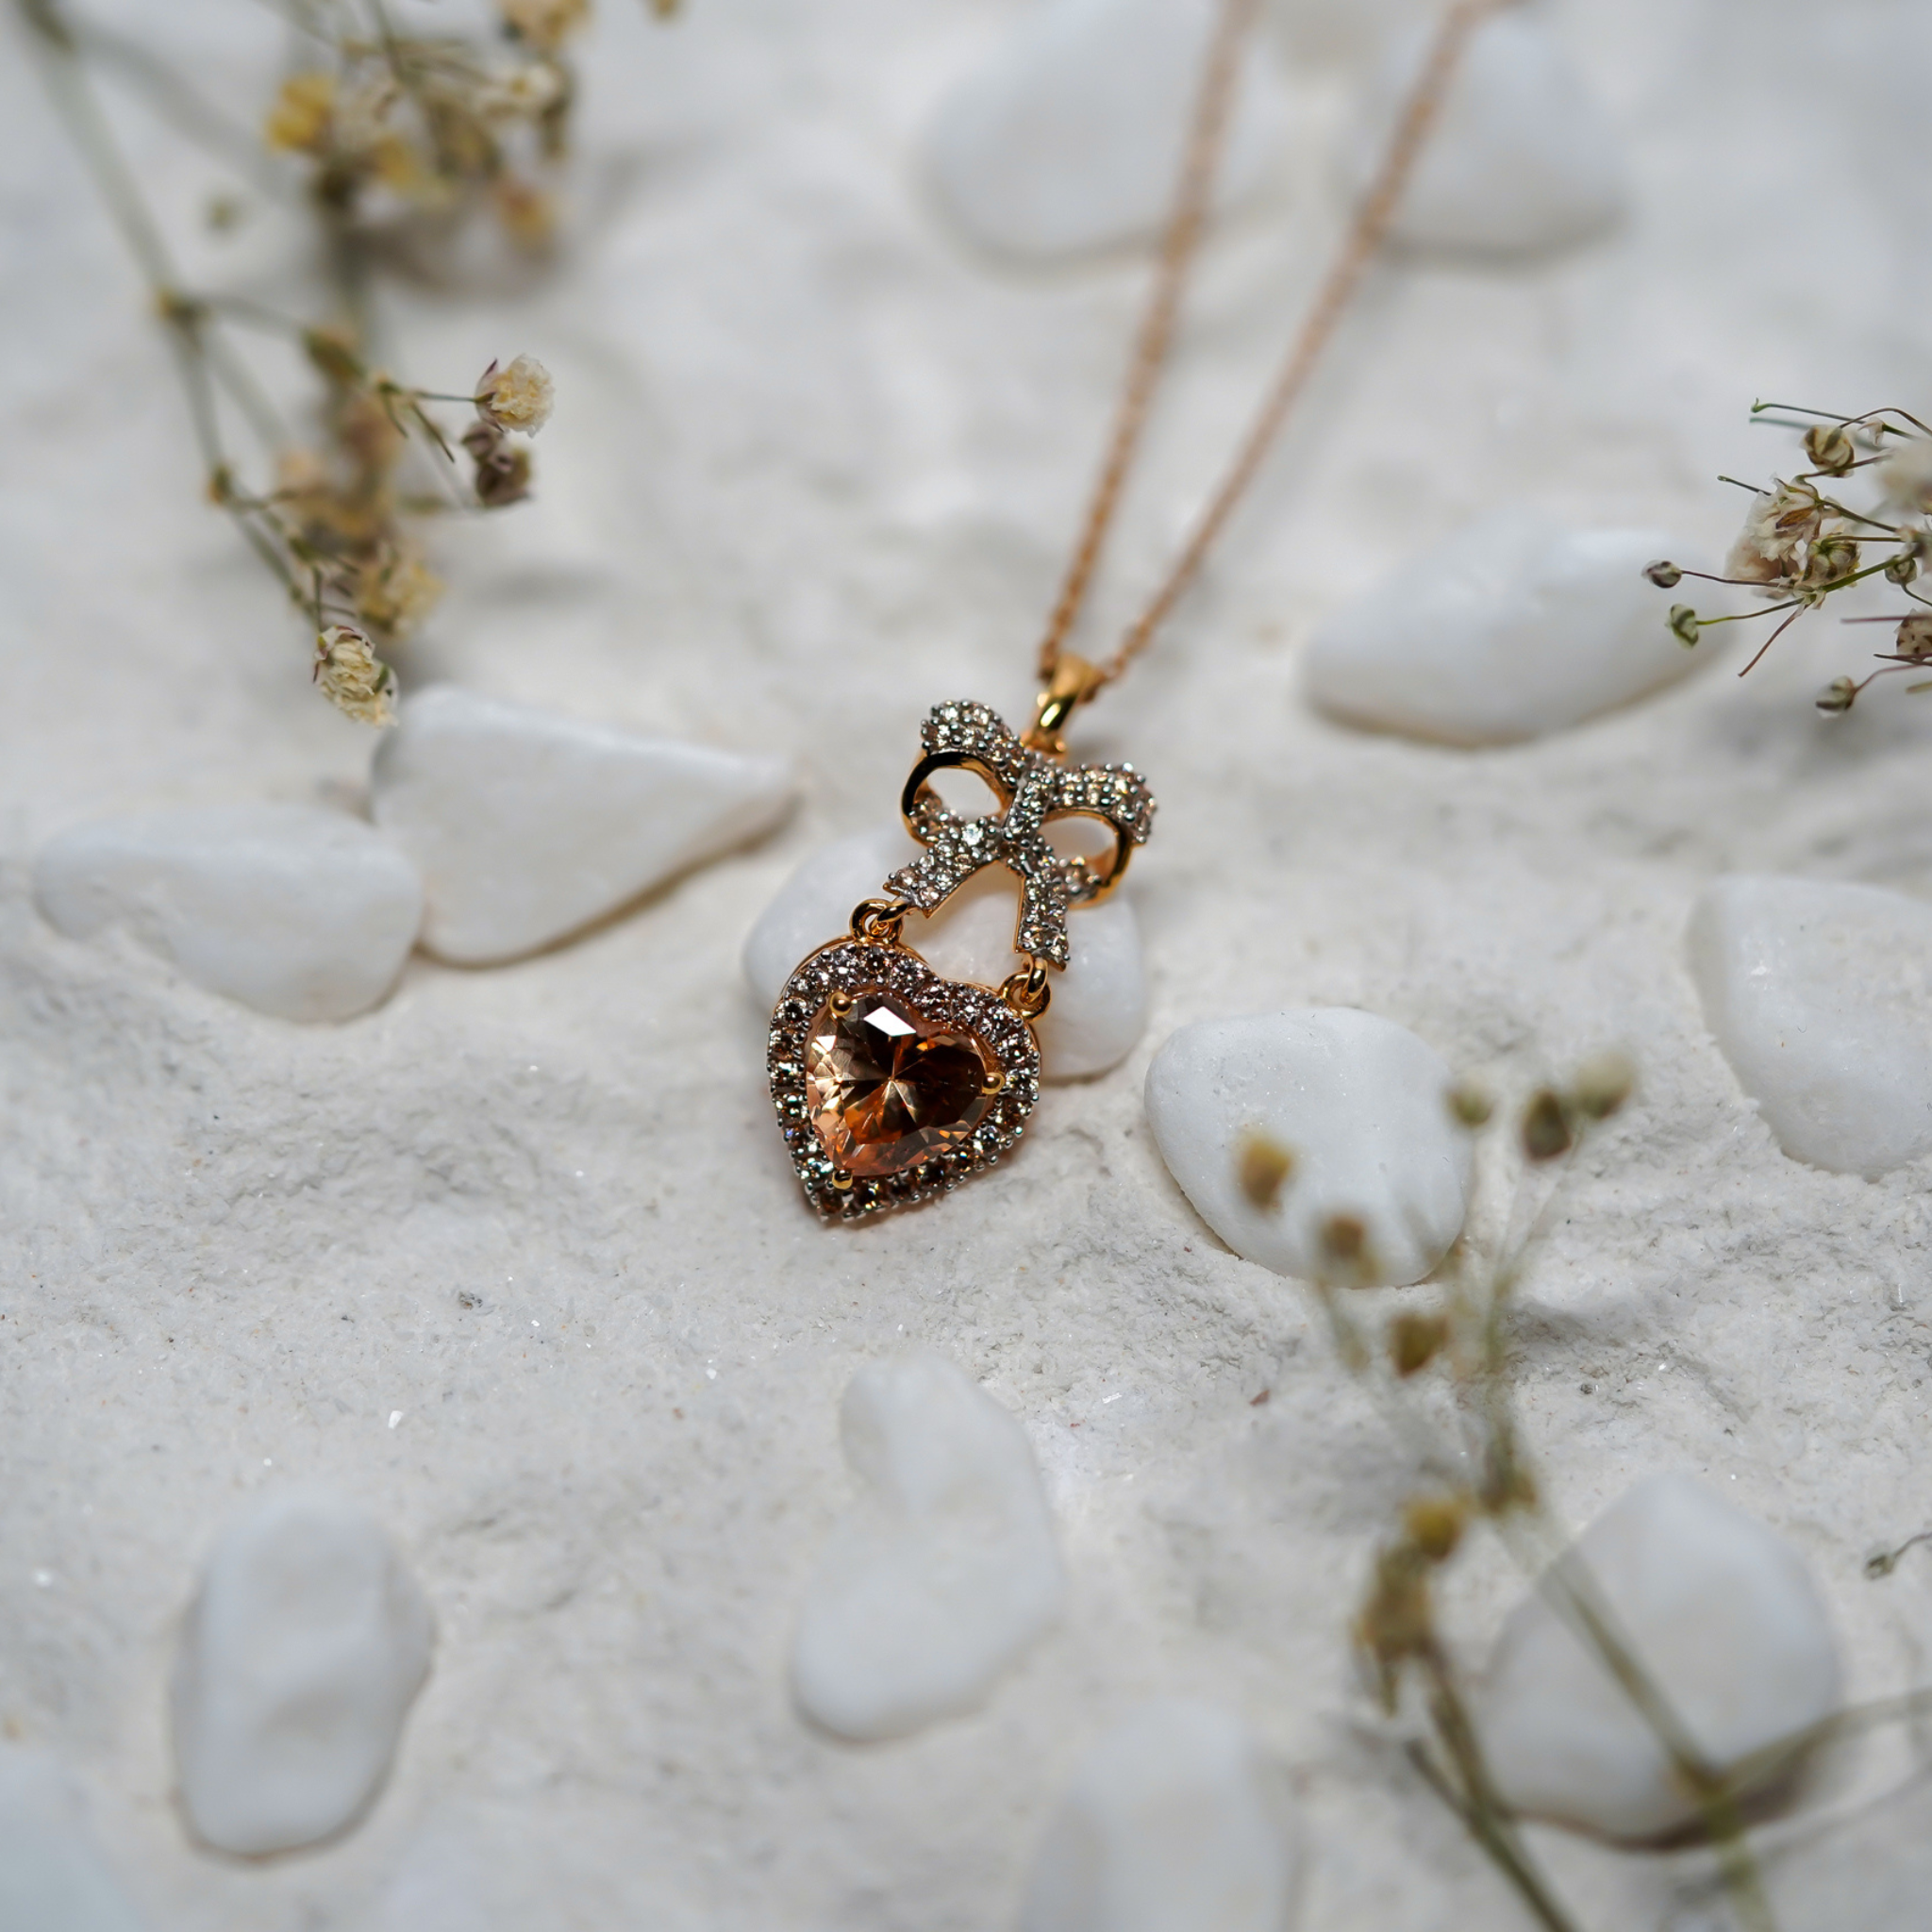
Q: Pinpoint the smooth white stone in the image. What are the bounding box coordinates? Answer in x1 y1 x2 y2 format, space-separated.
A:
32 805 421 1023
741 824 1148 1080
1022 1699 1298 1932
1475 1473 1842 1842
791 1348 1064 1742
172 1489 434 1857
1688 874 1932 1178
371 686 795 965
0 1748 145 1932
1303 508 1698 746
1144 1008 1472 1286
1339 4 1626 256
926 0 1288 259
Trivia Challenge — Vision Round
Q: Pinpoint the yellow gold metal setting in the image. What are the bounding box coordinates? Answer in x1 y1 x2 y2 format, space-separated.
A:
981 1068 1007 1095
999 959 1053 1019
849 898 908 945
1022 652 1104 756
827 988 855 1017
830 1168 856 1191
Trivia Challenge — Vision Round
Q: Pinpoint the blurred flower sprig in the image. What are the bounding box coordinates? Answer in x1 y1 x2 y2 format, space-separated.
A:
18 0 672 723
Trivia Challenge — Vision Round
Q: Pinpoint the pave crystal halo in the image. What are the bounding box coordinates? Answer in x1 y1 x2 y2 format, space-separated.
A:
768 939 1042 1220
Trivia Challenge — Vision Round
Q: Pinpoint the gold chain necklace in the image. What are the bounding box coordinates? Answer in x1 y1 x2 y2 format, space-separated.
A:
768 0 1503 1219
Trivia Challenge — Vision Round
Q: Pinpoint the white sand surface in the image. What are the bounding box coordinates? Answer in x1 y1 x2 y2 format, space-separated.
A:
5 1 1932 1925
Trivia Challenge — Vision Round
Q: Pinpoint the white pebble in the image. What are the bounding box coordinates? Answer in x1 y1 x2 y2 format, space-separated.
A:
1338 4 1626 256
1303 508 1700 746
172 1489 434 1857
371 686 795 964
33 805 421 1023
1475 1473 1842 1842
926 0 1288 259
1144 1008 1472 1286
0 1747 145 1932
791 1349 1064 1741
742 824 1147 1080
1688 874 1932 1178
1022 1700 1298 1932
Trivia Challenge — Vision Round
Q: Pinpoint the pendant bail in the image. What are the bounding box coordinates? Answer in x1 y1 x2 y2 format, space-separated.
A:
1023 653 1104 757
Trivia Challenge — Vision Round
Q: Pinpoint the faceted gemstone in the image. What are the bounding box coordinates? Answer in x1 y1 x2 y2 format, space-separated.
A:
805 989 997 1177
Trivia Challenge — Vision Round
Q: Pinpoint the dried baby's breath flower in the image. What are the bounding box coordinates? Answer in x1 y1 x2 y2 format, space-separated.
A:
1725 482 1823 583
475 354 555 434
1803 421 1857 475
1642 558 1682 589
502 0 590 50
1796 531 1860 604
1878 437 1932 514
1234 1129 1295 1211
264 72 336 154
312 625 397 726
356 545 444 640
1669 604 1702 647
1815 675 1857 714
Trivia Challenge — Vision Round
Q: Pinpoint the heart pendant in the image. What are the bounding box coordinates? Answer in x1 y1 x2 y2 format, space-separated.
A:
765 681 1154 1219
767 938 1041 1220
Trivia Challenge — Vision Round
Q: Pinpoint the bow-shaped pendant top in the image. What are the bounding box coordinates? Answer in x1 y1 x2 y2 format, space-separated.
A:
881 700 1156 970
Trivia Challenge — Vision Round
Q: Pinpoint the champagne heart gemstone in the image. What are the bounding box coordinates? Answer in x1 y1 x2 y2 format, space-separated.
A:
768 939 1040 1218
805 990 998 1177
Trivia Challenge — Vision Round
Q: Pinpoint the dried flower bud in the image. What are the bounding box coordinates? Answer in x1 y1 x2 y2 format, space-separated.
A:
1886 549 1922 586
501 0 589 49
1643 559 1683 589
1570 1050 1635 1121
493 176 558 249
1878 437 1932 513
1445 1081 1492 1128
1234 1129 1295 1212
1805 532 1860 590
1520 1089 1574 1162
1803 422 1857 475
1403 1493 1468 1562
475 354 555 435
303 325 364 387
264 72 337 155
312 625 397 726
464 421 533 508
1815 676 1857 715
1320 1213 1372 1283
356 545 444 641
1897 614 1932 662
1669 604 1701 647
1388 1311 1448 1378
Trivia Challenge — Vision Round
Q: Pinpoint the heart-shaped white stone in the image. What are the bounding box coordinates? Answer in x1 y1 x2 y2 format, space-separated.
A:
0 1747 145 1932
1303 508 1701 746
1474 1473 1842 1842
791 1349 1064 1742
1689 874 1932 1178
744 824 1147 1081
1338 3 1626 256
1144 1008 1473 1286
371 686 795 965
172 1490 435 1857
1023 1699 1299 1932
33 804 422 1023
925 0 1289 259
